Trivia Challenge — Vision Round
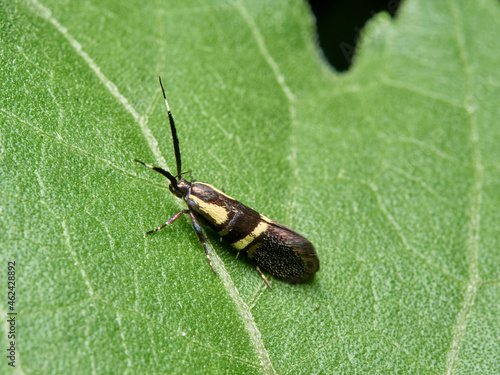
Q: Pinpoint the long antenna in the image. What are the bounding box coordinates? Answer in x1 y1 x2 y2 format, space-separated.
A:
159 76 182 177
133 159 179 189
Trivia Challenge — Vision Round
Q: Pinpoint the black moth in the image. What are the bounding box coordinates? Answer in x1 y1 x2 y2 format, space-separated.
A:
135 77 319 288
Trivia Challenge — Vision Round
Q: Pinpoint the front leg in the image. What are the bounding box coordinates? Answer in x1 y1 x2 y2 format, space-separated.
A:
146 209 190 234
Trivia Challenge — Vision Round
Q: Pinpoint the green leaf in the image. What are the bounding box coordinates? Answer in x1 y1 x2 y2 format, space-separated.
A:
1 0 499 373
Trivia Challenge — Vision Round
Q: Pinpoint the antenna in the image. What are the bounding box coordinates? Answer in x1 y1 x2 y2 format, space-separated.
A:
159 76 182 178
134 159 178 189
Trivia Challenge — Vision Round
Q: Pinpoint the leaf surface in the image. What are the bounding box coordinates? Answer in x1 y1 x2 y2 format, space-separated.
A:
1 0 499 373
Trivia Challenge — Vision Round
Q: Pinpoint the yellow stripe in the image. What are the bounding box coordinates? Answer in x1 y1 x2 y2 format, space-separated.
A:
232 221 269 250
259 214 273 224
190 195 229 225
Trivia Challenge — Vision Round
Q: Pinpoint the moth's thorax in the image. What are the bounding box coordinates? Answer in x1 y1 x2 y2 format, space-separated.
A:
186 182 231 226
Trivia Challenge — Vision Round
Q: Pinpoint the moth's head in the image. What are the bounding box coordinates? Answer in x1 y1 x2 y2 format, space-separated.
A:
169 178 190 198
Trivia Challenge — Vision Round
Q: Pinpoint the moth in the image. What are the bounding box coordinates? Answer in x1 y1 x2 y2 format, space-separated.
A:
136 77 319 288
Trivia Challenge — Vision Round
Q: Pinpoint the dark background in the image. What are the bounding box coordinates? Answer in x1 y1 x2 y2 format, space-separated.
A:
307 0 402 71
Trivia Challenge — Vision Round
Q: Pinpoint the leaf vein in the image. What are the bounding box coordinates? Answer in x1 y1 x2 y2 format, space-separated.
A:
0 109 162 187
445 1 482 373
116 311 134 373
235 0 299 227
27 0 168 169
34 170 96 298
368 181 465 284
381 76 462 108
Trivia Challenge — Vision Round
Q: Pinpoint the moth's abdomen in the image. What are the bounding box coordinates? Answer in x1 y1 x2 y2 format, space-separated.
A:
245 225 319 283
221 213 319 283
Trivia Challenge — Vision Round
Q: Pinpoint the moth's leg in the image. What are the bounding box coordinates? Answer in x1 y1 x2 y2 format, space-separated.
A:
188 211 216 275
146 209 190 234
256 265 272 289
